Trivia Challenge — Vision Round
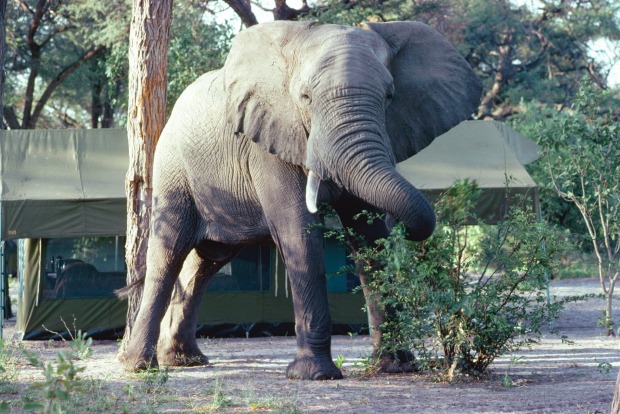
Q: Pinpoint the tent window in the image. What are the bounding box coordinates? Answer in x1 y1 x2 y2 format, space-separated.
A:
42 237 126 299
206 245 271 292
325 239 361 293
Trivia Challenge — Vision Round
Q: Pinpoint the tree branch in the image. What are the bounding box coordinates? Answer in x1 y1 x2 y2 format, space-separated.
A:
222 0 258 27
2 106 20 130
273 0 310 21
28 44 106 129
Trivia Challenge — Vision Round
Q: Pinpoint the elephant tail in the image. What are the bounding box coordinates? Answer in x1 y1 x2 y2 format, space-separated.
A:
114 276 145 299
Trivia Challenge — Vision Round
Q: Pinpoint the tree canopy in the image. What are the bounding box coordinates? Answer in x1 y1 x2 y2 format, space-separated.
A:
3 0 232 129
3 0 619 129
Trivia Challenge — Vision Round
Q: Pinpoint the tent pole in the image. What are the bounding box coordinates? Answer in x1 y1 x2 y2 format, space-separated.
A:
1 241 4 339
115 236 120 271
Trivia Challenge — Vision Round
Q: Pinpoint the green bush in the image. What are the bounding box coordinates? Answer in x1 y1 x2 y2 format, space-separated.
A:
534 79 620 335
340 180 579 379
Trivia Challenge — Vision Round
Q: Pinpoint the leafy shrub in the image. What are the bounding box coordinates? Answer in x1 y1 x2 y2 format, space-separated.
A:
337 180 580 379
22 350 87 413
534 79 620 335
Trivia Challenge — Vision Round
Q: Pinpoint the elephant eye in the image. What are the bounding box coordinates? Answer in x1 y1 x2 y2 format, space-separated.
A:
300 85 312 105
386 85 395 103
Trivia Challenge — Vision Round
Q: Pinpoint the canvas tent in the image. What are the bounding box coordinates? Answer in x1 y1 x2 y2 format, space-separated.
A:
3 120 540 340
398 120 540 222
2 129 129 339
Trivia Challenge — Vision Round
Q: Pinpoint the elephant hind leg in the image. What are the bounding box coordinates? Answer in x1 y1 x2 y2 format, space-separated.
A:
157 245 238 367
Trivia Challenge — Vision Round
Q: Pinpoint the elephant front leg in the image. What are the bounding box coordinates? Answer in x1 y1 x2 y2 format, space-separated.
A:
279 236 343 380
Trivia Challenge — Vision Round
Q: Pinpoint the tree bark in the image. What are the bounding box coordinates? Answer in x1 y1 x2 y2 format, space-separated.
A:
122 0 173 354
222 0 258 27
0 0 6 129
613 369 620 414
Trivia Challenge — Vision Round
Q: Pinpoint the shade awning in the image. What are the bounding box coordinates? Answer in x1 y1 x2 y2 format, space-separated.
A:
0 129 128 239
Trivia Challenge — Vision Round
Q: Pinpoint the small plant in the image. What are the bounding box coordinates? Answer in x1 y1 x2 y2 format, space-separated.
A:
0 338 20 397
69 330 93 360
501 355 524 388
206 377 230 412
22 349 87 414
500 372 514 388
43 317 94 360
334 354 346 370
597 360 613 375
137 366 169 394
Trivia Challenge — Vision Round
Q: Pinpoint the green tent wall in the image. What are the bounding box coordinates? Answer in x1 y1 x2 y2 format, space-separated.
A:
3 121 540 339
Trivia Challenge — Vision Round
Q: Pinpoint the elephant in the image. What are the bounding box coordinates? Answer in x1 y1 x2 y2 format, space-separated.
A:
119 20 482 380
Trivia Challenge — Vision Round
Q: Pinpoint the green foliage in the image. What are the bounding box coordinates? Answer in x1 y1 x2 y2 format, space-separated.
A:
69 331 93 361
167 2 234 111
334 354 346 369
301 0 405 25
500 355 524 388
22 350 88 414
0 339 20 409
534 78 620 334
334 180 578 379
43 319 94 360
4 0 131 128
4 0 233 129
206 377 231 412
137 367 170 394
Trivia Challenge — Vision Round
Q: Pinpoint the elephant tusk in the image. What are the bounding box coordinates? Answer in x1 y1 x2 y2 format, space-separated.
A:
305 170 321 214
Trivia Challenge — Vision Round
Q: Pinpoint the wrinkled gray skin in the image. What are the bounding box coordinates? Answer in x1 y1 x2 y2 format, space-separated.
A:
120 21 482 380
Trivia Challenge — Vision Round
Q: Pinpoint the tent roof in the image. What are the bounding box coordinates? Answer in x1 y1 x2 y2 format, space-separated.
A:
0 129 127 240
0 121 538 239
397 120 540 223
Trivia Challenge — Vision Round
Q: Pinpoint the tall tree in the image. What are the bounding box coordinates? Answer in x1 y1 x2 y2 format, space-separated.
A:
0 0 6 129
122 0 173 352
4 0 131 129
5 1 106 129
1 0 7 318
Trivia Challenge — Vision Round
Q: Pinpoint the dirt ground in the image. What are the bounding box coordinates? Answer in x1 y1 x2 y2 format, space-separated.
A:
3 277 620 413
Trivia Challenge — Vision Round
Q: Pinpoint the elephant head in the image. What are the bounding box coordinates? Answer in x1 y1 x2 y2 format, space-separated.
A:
223 21 482 240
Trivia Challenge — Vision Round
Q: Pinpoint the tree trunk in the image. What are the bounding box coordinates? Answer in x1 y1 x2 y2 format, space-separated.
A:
613 369 620 414
604 281 616 336
0 0 6 129
122 0 173 354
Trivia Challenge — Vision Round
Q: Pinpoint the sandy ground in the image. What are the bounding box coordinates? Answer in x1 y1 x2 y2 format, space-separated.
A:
3 277 620 413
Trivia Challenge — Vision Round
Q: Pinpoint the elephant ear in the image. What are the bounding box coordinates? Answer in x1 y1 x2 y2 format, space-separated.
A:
222 21 314 166
364 21 482 162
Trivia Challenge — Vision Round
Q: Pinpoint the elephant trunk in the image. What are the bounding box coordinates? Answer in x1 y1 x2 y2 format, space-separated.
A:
304 89 436 241
306 130 435 241
346 163 435 241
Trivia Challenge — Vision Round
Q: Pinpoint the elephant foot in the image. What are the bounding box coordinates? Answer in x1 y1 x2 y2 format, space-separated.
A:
118 349 159 373
158 346 209 367
157 336 209 367
376 350 418 374
286 356 343 380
